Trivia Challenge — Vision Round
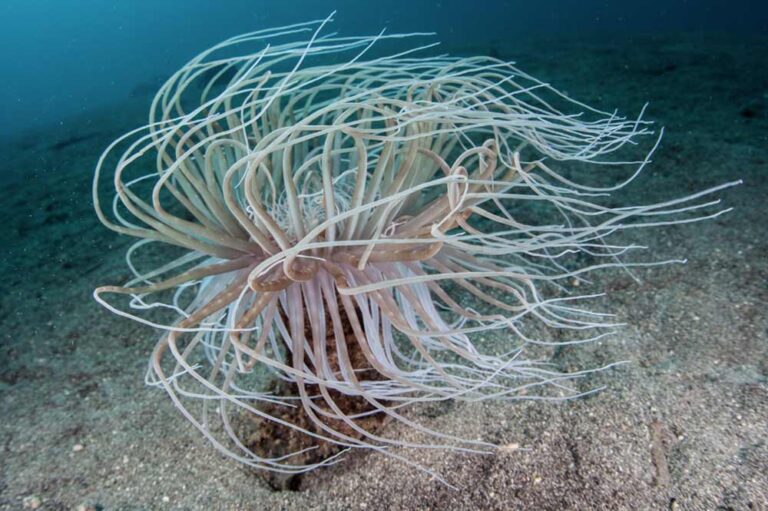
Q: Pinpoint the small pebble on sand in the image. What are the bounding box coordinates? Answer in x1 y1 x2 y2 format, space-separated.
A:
22 495 41 509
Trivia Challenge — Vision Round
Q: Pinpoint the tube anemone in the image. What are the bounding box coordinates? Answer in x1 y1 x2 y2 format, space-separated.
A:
93 14 738 485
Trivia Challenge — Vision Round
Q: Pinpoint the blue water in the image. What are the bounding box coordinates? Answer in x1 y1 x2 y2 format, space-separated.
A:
0 0 765 142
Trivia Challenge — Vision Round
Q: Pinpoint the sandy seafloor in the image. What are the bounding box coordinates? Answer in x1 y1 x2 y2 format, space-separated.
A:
1 33 767 511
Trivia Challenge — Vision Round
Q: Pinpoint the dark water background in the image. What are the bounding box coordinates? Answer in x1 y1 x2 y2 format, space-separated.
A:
0 0 765 144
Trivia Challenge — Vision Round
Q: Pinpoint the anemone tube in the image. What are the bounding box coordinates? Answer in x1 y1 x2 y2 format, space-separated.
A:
93 15 738 483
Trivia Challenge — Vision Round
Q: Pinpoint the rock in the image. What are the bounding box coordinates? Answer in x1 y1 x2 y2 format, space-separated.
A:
22 495 41 509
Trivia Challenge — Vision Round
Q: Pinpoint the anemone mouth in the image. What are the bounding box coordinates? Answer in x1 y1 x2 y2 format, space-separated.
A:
92 14 738 485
